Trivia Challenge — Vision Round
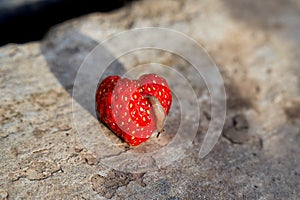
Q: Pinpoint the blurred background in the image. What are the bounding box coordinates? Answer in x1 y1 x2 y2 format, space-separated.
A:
0 0 134 45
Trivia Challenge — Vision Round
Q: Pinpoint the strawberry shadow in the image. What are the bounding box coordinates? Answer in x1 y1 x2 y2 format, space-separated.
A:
40 31 126 117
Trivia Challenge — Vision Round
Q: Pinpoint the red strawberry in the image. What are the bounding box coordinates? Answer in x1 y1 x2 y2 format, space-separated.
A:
95 73 172 146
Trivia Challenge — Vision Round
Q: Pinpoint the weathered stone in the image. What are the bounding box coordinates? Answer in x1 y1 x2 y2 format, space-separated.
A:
1 0 300 199
222 114 251 144
0 190 8 200
9 160 61 181
91 170 145 199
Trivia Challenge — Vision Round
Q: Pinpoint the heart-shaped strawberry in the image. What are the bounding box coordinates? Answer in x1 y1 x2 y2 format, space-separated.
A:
95 74 172 146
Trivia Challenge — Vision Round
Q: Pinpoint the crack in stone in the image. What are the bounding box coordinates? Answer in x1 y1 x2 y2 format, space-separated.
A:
98 148 130 161
91 169 146 199
10 160 62 182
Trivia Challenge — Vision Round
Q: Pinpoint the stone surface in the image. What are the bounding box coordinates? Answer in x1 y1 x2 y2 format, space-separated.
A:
1 0 300 199
91 170 146 199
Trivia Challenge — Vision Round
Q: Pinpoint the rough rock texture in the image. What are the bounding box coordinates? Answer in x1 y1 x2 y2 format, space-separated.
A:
1 0 300 199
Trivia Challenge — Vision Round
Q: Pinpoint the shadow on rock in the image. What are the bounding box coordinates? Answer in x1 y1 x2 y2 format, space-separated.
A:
41 31 126 117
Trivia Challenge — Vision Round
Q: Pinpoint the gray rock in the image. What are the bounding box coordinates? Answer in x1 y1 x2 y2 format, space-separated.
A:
222 114 251 144
1 0 300 199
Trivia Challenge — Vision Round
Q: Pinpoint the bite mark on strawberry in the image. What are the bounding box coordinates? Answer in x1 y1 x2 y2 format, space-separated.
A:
96 73 172 146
